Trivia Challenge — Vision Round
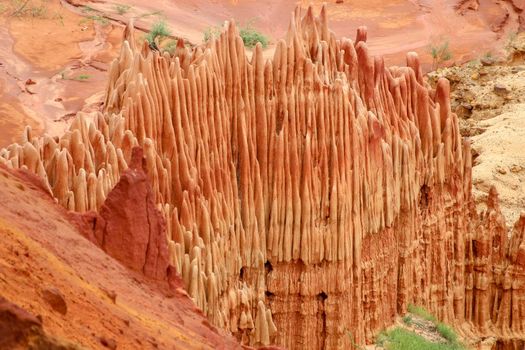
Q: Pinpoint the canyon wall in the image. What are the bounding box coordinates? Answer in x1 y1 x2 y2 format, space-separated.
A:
1 6 525 349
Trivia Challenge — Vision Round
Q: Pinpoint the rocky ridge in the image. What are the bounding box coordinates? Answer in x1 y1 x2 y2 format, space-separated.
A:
1 5 525 349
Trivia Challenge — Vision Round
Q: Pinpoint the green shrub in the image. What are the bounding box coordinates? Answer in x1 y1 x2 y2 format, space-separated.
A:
436 323 457 343
239 25 268 48
203 21 268 49
146 20 171 45
407 304 437 322
402 315 413 325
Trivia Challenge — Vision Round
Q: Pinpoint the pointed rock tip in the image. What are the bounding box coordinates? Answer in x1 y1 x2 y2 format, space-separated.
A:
129 146 145 171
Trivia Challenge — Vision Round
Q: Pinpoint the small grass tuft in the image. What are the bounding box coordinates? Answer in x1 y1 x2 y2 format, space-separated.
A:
402 314 413 326
114 4 131 15
203 26 221 43
436 323 457 343
407 304 437 322
60 72 91 81
203 20 268 49
430 39 453 70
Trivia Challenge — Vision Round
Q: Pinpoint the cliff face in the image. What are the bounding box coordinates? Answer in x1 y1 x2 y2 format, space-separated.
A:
1 5 524 349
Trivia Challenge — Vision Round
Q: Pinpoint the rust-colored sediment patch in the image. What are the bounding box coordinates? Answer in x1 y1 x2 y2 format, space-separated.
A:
0 0 122 147
7 1 94 72
0 80 41 147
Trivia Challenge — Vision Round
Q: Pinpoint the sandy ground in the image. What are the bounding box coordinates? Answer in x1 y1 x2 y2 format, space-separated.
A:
65 0 522 68
429 36 525 226
0 0 122 147
471 109 525 225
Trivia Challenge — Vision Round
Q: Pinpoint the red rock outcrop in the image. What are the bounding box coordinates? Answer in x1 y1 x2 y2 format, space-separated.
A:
0 164 260 350
1 5 525 349
93 146 170 280
456 0 525 34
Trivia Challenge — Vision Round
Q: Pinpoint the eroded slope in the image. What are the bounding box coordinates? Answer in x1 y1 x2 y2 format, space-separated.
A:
0 165 247 350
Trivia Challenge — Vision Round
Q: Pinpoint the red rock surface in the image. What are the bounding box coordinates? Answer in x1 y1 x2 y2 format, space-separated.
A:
1 5 525 350
65 0 525 69
0 165 250 349
93 147 170 280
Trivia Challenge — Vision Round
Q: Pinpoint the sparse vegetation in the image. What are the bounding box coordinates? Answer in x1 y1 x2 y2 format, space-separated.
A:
376 306 465 350
505 31 518 51
402 314 413 325
80 5 109 26
407 304 437 322
436 323 457 343
6 0 48 18
430 39 453 70
466 59 480 68
145 20 171 45
204 20 268 49
1 0 64 25
75 74 91 81
377 328 464 350
89 15 109 25
144 20 179 54
203 26 221 43
239 24 268 48
162 40 178 54
114 4 131 15
59 72 91 82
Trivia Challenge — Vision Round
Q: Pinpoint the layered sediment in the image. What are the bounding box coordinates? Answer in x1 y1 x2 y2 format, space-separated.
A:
1 6 524 349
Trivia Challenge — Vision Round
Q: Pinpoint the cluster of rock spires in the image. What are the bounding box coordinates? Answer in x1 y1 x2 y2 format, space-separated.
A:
1 5 525 349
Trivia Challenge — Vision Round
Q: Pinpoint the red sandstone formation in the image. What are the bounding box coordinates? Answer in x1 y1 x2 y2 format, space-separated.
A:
0 165 255 349
94 147 170 280
1 5 525 349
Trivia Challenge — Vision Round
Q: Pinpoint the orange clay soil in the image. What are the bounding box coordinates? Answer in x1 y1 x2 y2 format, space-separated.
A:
67 0 522 68
0 0 122 147
0 164 254 350
0 0 521 147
